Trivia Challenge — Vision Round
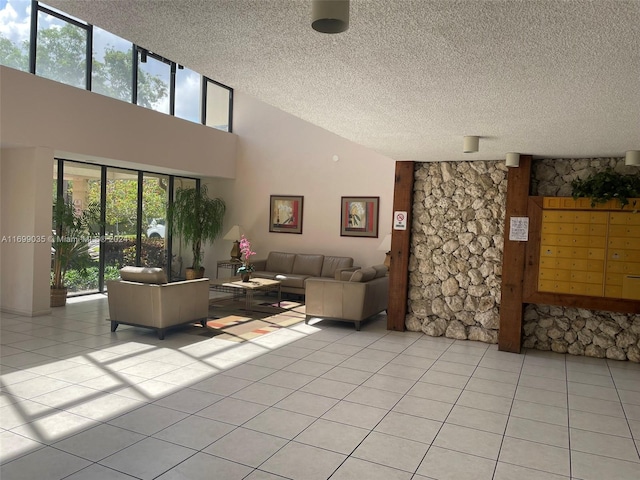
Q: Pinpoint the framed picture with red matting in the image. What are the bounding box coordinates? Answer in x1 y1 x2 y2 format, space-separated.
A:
341 196 379 237
269 195 304 234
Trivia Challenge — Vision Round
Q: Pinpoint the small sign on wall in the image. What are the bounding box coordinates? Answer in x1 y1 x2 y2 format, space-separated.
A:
394 211 407 230
509 216 529 241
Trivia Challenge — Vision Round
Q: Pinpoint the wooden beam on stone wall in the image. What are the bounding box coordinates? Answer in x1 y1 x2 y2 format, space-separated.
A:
498 155 532 352
388 161 414 331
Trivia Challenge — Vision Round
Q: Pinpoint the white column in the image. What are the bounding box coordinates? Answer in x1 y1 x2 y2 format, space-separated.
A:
1 147 54 316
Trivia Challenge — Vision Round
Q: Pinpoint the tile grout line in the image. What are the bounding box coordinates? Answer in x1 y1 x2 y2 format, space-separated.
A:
181 317 422 479
564 348 573 480
487 344 525 480
607 359 640 462
3 302 640 479
406 340 494 479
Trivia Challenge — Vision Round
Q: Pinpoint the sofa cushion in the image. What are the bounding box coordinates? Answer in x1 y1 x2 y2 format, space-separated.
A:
350 267 376 283
251 271 279 281
119 266 168 284
321 256 354 278
275 274 308 289
265 252 296 274
372 264 388 278
339 270 354 281
292 254 324 276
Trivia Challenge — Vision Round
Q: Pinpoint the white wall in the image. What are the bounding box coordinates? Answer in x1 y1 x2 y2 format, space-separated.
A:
205 92 396 271
0 67 237 178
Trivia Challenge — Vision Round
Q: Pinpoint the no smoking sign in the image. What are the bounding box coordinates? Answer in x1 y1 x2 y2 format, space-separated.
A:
394 211 407 230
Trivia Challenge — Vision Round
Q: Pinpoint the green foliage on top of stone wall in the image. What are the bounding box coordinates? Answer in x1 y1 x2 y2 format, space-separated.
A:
571 167 640 208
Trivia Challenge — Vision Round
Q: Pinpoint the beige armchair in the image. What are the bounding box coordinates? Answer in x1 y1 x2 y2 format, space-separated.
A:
304 265 389 330
106 267 209 339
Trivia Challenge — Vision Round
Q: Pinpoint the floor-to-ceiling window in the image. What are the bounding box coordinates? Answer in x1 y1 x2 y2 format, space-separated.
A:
171 177 197 279
53 161 103 294
103 167 139 283
53 159 196 295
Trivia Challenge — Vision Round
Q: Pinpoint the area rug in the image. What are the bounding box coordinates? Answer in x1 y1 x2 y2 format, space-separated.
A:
181 295 306 342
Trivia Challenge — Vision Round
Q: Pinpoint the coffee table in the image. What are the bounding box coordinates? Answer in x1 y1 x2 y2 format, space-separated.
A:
209 277 281 312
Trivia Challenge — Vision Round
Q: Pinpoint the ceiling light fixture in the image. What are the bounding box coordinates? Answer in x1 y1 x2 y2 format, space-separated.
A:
625 150 640 166
463 136 479 153
506 152 520 168
312 0 349 34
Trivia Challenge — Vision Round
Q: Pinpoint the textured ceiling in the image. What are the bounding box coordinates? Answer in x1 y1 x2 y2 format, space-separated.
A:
45 0 640 162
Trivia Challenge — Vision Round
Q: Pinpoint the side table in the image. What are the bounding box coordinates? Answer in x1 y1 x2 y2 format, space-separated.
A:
217 260 243 278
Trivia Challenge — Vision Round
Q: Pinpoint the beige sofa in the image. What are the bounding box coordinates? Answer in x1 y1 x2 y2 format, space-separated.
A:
304 264 389 330
251 252 355 295
106 266 209 339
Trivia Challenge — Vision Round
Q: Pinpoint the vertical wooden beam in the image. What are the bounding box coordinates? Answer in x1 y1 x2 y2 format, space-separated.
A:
498 155 532 352
522 197 543 301
388 161 414 331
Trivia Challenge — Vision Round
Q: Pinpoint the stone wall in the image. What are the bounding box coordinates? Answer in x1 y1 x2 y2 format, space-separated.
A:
405 161 507 343
525 157 640 362
522 306 640 362
406 157 640 362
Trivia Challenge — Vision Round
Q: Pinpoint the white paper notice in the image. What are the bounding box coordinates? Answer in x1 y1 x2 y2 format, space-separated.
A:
509 217 529 241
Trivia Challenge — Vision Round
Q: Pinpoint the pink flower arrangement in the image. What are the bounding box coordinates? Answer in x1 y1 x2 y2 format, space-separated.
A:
238 235 256 272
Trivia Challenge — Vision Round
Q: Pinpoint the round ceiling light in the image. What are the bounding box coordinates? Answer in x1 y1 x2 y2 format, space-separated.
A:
312 0 350 34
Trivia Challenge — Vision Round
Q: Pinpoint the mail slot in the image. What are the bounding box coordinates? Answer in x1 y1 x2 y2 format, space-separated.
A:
622 275 640 300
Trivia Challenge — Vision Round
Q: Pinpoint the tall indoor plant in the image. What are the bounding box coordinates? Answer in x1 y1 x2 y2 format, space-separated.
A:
51 196 101 306
168 185 226 279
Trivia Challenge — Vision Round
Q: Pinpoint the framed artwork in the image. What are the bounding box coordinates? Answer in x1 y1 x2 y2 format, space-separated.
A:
269 195 304 234
341 196 379 237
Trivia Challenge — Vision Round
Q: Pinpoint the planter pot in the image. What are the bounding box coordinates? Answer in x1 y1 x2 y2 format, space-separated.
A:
185 267 205 280
241 272 251 282
50 287 68 307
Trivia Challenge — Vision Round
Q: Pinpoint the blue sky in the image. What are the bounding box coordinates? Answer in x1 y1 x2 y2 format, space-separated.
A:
0 0 31 44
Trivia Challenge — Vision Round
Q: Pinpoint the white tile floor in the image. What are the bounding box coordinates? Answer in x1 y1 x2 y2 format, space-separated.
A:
1 294 639 479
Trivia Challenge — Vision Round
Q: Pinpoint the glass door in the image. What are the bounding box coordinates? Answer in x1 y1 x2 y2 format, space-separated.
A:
141 173 169 270
57 162 102 294
103 168 139 279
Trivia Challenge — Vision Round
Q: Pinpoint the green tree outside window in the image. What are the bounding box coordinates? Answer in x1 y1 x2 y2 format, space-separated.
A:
0 24 167 108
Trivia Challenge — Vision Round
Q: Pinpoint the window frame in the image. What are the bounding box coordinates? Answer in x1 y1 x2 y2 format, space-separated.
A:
23 1 233 131
54 158 200 295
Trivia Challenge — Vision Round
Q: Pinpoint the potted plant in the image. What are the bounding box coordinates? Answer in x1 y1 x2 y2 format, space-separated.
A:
237 235 256 282
168 185 226 279
51 196 101 307
571 168 640 208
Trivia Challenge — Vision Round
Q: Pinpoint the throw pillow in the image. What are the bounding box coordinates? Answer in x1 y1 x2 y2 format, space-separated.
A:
120 266 168 284
372 264 388 278
350 267 376 282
